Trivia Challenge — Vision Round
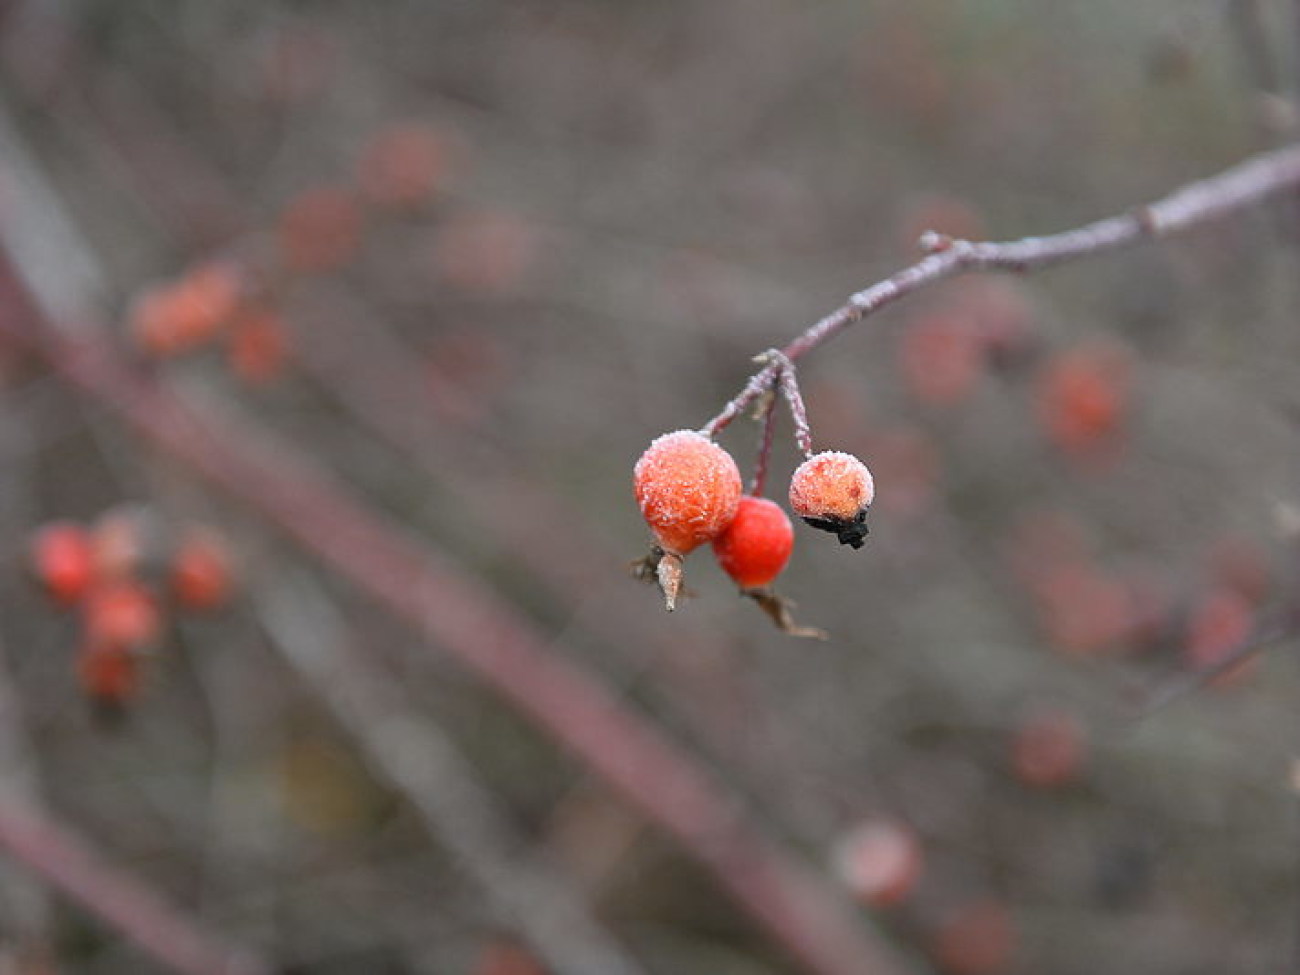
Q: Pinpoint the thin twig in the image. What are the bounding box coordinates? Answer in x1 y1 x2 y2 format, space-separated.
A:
0 799 272 975
775 142 1300 364
750 382 779 497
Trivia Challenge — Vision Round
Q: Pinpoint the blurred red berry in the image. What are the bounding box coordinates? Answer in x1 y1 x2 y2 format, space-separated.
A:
228 308 289 385
834 818 924 908
428 208 539 296
278 184 363 273
789 451 874 548
470 942 546 975
76 641 139 706
1032 561 1134 656
358 122 455 210
932 899 1016 975
30 522 94 606
83 581 162 650
712 496 794 590
1185 587 1257 685
170 530 234 612
1035 341 1132 457
634 430 742 557
899 314 985 407
1012 707 1087 789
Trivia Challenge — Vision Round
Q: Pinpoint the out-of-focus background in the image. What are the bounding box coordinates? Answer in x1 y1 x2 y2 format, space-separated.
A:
1 1 1299 973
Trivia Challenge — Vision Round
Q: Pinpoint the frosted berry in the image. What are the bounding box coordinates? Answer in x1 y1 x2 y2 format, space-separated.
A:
712 496 794 590
789 451 874 548
634 430 742 556
30 522 95 606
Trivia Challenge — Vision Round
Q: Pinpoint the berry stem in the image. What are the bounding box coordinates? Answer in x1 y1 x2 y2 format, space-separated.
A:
750 386 779 497
773 352 814 460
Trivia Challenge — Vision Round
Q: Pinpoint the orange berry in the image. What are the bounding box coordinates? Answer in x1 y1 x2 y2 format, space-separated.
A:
712 496 794 590
75 641 138 706
82 581 162 650
170 530 233 611
833 819 924 908
789 451 874 549
30 522 94 606
634 430 742 556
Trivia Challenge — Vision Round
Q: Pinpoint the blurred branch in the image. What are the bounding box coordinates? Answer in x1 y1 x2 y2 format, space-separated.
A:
0 799 271 975
255 571 649 975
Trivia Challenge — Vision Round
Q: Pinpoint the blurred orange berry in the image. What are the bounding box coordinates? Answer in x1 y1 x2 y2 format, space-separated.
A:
470 942 546 975
129 261 243 358
833 818 924 908
83 581 162 651
1185 587 1257 685
1035 341 1132 457
1033 561 1134 656
898 314 985 407
170 530 234 612
228 308 289 385
932 899 1016 975
357 122 454 210
1011 707 1087 789
712 496 794 590
30 522 94 606
428 209 539 296
634 430 742 556
278 185 363 273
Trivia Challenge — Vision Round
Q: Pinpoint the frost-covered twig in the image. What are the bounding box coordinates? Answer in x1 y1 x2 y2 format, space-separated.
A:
776 142 1300 364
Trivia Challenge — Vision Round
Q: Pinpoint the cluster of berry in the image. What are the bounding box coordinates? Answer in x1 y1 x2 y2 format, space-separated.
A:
125 121 460 384
633 429 872 635
28 511 234 710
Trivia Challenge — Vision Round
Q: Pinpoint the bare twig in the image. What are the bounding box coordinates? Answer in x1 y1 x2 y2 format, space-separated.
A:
0 799 272 975
776 142 1300 364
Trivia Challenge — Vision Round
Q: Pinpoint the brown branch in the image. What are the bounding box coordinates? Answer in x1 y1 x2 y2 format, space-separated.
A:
0 799 271 975
777 142 1300 364
0 262 915 975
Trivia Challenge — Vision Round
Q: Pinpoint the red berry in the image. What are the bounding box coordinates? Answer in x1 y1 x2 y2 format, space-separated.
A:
82 581 162 650
789 451 874 548
76 641 139 705
833 818 924 908
634 430 742 556
170 530 234 611
712 496 794 590
30 522 95 606
1035 341 1131 458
